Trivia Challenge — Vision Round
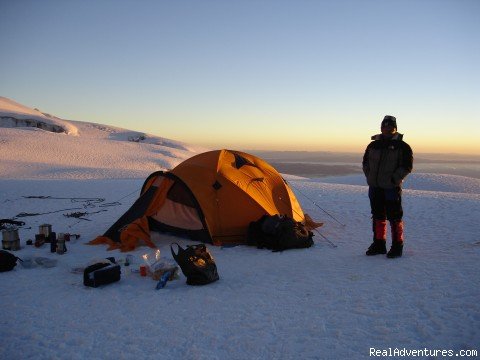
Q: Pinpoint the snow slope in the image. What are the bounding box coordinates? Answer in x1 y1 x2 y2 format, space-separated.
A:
0 97 207 179
1 98 479 359
0 96 79 135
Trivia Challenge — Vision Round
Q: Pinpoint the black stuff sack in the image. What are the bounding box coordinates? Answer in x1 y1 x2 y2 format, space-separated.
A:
171 243 219 286
83 261 121 288
247 214 314 252
0 250 21 272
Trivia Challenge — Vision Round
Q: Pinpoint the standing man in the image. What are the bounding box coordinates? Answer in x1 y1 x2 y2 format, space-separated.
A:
363 115 413 258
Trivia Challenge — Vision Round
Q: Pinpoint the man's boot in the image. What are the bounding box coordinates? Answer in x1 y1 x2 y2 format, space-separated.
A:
366 219 387 256
387 220 404 258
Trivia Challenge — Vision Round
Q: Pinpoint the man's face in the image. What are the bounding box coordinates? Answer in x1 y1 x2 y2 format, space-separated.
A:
381 124 396 136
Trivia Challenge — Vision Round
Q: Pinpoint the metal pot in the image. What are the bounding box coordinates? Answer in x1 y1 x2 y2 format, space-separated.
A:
2 229 20 251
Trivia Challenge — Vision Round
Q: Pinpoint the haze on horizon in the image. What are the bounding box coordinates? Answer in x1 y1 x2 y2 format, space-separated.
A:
0 0 478 155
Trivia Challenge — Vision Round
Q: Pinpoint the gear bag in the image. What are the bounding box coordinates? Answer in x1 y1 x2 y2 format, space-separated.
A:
83 260 121 288
247 215 314 252
171 243 219 285
0 250 22 272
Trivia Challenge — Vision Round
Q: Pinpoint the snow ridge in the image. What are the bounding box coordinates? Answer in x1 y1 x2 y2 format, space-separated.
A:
0 97 207 179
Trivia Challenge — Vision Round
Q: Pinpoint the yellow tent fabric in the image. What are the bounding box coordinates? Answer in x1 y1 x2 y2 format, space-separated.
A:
170 150 305 244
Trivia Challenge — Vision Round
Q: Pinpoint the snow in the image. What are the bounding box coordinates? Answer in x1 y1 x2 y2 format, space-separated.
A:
1 98 479 359
318 173 480 195
0 97 79 136
0 97 208 180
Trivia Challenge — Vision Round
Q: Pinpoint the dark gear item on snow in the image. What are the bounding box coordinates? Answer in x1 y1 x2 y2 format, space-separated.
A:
247 215 314 252
171 243 219 285
366 239 387 256
0 250 22 272
83 261 121 288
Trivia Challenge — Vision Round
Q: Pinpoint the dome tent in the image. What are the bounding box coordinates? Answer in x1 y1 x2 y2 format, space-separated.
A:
90 149 309 251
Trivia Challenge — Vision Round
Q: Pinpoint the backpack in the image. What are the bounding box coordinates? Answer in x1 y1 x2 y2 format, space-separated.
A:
247 215 314 252
0 250 22 272
171 243 219 285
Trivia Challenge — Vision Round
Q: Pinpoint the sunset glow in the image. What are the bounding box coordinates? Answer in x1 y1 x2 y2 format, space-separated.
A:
0 1 478 155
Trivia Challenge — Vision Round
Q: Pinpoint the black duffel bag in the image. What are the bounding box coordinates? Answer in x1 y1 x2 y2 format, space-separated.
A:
247 214 314 252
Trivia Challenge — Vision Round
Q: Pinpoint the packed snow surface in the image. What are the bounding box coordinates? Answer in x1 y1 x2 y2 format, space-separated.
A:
1 98 479 359
0 97 207 179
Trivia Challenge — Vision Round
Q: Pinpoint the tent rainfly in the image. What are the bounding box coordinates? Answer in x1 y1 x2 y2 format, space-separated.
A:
89 149 314 252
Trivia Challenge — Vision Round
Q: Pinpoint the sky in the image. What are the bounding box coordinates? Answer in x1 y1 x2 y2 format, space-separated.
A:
0 0 479 154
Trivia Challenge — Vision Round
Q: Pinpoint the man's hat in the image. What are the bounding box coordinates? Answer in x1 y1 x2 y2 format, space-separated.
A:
381 115 397 129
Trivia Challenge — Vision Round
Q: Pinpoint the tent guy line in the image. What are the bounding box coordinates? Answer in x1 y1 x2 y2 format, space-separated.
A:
287 181 346 227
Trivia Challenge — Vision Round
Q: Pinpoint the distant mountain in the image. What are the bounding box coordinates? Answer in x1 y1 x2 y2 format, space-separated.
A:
0 96 79 135
0 96 208 179
250 149 480 164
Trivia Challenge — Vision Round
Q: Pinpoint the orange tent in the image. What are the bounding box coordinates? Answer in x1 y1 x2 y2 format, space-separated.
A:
89 149 311 251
